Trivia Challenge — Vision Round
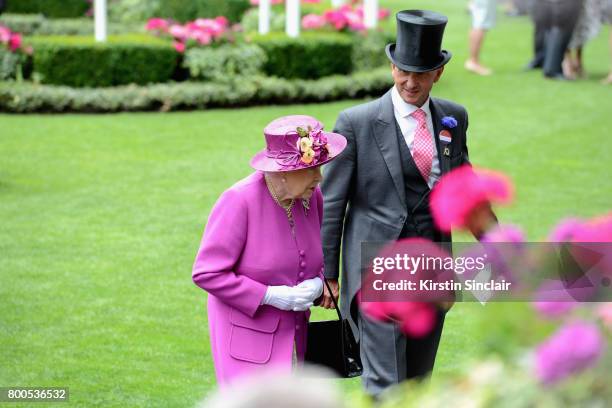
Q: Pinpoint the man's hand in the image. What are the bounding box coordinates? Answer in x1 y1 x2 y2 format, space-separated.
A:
321 279 339 309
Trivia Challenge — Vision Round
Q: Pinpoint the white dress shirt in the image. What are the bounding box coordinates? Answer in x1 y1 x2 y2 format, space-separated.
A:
390 86 440 189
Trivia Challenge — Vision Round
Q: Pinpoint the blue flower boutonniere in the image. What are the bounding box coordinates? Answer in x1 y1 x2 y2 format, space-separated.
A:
441 116 458 129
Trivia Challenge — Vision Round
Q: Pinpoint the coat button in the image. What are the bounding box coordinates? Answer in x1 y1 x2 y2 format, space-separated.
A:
299 250 305 257
298 272 304 278
295 324 300 330
300 261 306 268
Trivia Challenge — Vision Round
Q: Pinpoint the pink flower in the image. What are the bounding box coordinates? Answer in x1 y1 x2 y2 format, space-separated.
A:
302 14 326 30
378 8 391 20
250 0 284 5
0 25 10 43
596 303 612 329
215 16 229 28
535 321 604 385
169 24 189 41
481 224 525 243
8 33 22 52
173 41 186 53
430 165 514 233
192 30 212 45
360 300 438 338
549 214 612 243
145 18 169 32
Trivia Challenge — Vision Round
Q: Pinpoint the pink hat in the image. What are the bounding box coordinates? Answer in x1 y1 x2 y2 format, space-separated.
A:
250 115 347 172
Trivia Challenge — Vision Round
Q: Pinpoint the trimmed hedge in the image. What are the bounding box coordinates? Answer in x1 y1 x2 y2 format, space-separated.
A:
0 14 140 36
29 36 177 87
183 44 267 81
251 32 353 79
5 0 89 18
157 0 250 23
0 68 393 113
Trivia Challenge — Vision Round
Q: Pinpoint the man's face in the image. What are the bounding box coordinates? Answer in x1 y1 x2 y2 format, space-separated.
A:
391 64 444 107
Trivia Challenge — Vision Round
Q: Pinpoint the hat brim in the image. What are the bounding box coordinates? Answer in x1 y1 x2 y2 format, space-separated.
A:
385 43 452 73
249 131 348 172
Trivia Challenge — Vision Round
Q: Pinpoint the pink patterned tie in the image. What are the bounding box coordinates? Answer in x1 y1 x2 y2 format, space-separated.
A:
410 108 434 182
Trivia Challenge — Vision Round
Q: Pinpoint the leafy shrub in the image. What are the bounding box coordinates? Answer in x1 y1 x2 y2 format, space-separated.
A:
251 32 353 79
30 35 177 87
183 43 267 81
5 0 89 18
0 14 140 36
351 30 395 71
240 7 285 33
0 48 29 80
0 67 392 112
156 0 250 23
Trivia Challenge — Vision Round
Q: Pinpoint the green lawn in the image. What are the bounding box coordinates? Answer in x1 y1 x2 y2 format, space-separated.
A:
1 1 611 406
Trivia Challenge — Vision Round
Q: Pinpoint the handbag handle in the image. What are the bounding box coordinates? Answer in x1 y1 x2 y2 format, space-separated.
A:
322 278 343 321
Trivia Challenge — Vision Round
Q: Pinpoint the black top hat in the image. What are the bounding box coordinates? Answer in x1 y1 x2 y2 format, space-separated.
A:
385 10 452 72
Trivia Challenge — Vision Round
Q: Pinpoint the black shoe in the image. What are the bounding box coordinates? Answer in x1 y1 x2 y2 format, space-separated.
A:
544 73 572 81
523 61 543 71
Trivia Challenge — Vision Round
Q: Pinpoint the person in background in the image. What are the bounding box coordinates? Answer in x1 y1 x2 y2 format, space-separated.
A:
603 0 612 84
525 0 584 79
563 0 603 79
466 0 497 76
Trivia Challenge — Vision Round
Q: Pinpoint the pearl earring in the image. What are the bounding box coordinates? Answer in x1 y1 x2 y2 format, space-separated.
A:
282 177 287 182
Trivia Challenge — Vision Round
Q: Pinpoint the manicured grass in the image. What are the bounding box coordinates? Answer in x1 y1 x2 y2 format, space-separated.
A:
1 1 611 406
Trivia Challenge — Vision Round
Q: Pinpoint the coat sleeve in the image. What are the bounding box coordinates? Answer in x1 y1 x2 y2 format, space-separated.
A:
192 188 268 317
461 107 470 166
320 110 357 280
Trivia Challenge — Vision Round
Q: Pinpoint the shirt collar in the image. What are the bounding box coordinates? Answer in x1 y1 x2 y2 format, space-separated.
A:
391 85 432 119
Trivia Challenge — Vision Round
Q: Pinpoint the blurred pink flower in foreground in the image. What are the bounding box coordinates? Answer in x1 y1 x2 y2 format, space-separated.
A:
549 213 612 242
360 300 437 338
430 165 513 233
535 320 604 385
532 279 578 319
481 224 525 243
597 303 612 329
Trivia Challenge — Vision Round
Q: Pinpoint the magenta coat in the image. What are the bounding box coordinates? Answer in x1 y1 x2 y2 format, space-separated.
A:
192 171 325 386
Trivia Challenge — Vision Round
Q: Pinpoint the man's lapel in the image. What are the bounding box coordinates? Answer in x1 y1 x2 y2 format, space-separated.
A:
429 98 451 175
373 90 407 210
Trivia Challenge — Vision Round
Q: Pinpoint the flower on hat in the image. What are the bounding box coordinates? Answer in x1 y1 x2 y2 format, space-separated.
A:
298 136 313 152
295 126 329 166
301 148 315 164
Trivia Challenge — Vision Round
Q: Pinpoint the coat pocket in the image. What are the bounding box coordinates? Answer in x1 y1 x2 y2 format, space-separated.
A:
229 306 280 364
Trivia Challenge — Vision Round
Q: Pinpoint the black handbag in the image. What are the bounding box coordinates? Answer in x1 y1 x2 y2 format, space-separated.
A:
304 279 363 378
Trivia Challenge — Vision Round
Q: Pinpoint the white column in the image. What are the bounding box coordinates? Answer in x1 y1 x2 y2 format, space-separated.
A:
331 0 345 7
364 0 378 29
94 0 107 42
258 0 271 35
285 0 300 38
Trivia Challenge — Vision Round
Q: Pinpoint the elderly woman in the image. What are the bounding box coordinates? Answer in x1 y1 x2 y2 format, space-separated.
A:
192 115 346 386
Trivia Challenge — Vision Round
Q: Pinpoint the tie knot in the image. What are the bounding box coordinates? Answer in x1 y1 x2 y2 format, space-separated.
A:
411 108 426 122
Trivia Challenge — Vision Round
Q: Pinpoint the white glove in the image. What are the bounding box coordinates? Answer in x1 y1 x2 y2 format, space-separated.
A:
262 285 314 311
297 277 323 302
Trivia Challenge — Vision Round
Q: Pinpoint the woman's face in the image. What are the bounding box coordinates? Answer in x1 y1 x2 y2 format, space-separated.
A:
284 166 323 200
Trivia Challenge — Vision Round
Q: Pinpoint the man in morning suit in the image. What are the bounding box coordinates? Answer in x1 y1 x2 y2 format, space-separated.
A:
319 10 494 397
